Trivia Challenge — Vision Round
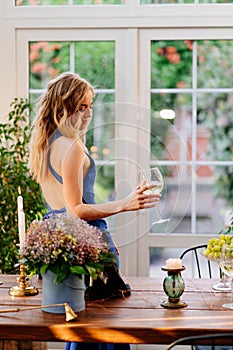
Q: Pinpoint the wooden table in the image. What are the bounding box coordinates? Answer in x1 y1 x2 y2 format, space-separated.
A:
0 275 233 345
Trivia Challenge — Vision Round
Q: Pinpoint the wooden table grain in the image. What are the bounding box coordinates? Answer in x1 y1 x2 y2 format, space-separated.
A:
0 275 233 345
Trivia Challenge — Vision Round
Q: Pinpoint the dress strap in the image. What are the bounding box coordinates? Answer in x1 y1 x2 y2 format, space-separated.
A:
48 130 63 184
45 130 65 212
43 208 66 219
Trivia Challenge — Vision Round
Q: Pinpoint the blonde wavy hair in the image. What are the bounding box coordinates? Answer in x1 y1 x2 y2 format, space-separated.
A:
29 72 94 183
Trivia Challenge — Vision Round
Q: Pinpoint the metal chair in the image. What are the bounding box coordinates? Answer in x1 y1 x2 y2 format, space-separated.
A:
179 244 221 279
166 333 233 350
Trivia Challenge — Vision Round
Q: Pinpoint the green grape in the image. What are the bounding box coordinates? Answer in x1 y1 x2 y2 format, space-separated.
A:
219 239 226 247
225 235 232 244
204 233 232 262
213 245 220 252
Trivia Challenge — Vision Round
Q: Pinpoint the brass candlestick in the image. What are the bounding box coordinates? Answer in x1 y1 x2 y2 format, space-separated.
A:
9 261 39 297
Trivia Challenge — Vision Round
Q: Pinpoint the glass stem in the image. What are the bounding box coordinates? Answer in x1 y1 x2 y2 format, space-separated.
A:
221 272 227 286
156 206 162 221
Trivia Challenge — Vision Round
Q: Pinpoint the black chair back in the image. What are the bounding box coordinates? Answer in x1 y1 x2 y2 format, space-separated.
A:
179 244 221 278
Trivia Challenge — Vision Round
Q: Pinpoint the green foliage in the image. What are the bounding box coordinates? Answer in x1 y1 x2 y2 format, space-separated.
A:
17 0 124 5
75 41 115 89
197 40 233 205
0 98 46 273
29 41 70 90
151 39 233 205
151 40 193 90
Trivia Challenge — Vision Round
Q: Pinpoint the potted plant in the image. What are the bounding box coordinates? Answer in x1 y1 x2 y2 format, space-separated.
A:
20 213 116 313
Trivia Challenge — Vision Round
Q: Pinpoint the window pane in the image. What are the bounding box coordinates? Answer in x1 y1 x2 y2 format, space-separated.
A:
29 93 41 118
197 92 233 162
199 0 233 3
151 93 192 161
87 95 115 163
16 0 69 5
197 40 233 88
213 165 233 207
141 0 233 3
196 172 227 236
16 0 125 5
141 0 194 3
29 41 70 89
149 165 192 234
73 0 124 3
151 40 192 89
74 41 115 88
88 101 115 228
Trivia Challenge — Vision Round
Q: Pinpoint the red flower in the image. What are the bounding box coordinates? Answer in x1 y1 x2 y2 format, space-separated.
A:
29 51 40 62
184 40 193 50
166 46 177 54
157 48 165 55
31 62 47 73
166 53 181 64
176 81 186 88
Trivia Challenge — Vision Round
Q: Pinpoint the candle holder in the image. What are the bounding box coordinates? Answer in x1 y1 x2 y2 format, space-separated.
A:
9 261 39 297
161 266 187 309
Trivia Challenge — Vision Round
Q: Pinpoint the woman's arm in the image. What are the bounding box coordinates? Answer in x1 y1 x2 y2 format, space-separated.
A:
62 141 160 221
72 184 160 221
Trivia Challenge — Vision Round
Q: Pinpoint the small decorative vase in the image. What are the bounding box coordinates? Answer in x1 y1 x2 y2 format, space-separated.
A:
42 270 85 313
161 266 188 309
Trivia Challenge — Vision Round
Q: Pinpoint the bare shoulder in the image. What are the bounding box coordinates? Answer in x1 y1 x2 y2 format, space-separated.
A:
58 137 87 167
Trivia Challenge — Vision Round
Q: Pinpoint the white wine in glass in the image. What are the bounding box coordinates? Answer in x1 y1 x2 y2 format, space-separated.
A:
219 244 233 309
140 167 170 225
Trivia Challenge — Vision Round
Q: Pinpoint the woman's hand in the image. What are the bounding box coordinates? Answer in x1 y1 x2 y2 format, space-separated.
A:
121 182 161 212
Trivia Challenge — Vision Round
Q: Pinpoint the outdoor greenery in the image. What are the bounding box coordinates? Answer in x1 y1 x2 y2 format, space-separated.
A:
0 98 46 273
151 39 233 205
16 0 124 5
197 40 233 203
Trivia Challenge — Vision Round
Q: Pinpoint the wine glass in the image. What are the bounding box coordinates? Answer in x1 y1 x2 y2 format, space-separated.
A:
219 244 233 308
140 167 170 225
212 270 231 292
200 248 231 291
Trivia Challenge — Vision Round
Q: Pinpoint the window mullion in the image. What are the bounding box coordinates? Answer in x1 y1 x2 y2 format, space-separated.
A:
191 40 197 236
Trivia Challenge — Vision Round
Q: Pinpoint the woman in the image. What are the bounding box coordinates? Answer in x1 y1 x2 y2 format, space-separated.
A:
29 72 160 350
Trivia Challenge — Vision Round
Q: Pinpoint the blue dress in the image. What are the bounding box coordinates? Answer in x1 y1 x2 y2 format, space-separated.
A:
46 130 130 350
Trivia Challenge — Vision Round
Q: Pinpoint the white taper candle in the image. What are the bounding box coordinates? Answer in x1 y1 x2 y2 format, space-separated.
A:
17 191 25 250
